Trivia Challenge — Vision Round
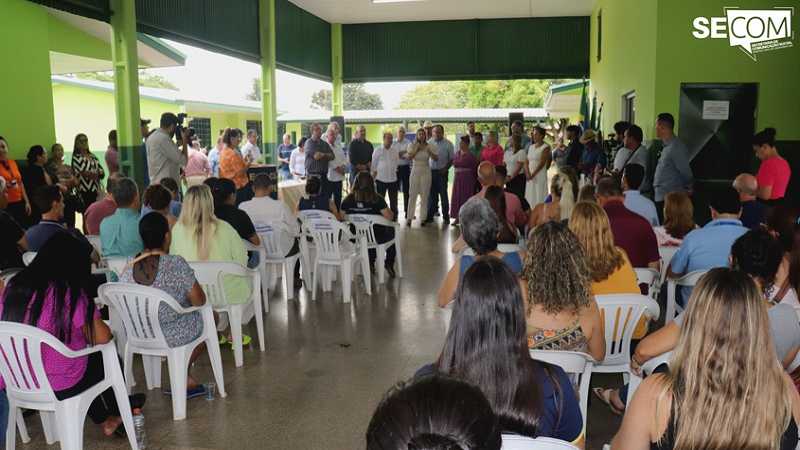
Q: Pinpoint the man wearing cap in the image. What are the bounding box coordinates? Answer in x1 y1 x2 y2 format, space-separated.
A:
653 112 694 223
141 118 151 186
241 129 261 163
426 124 455 225
147 113 189 188
578 130 606 178
348 124 373 185
422 120 434 140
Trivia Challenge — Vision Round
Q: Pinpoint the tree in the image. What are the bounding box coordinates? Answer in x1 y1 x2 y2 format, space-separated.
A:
310 83 383 110
245 78 261 101
70 70 179 90
397 79 553 110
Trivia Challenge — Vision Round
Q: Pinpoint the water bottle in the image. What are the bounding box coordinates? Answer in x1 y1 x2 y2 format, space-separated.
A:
132 408 147 449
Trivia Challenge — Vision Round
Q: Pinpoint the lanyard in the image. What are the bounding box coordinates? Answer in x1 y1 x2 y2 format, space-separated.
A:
0 160 15 182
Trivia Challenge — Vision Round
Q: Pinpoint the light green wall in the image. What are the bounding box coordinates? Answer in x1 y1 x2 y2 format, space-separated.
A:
589 0 658 140
654 0 800 140
590 0 800 140
0 0 56 158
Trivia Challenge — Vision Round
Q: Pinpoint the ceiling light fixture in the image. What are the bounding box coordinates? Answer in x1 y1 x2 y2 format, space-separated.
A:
372 0 427 3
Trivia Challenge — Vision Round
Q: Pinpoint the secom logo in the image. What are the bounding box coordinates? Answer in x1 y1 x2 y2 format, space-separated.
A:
693 7 794 61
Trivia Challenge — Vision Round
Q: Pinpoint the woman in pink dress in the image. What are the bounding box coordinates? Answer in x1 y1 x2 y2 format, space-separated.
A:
753 127 791 206
450 136 479 226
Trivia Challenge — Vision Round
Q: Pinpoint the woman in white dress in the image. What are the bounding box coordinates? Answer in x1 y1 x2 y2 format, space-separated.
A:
524 126 551 207
406 129 438 227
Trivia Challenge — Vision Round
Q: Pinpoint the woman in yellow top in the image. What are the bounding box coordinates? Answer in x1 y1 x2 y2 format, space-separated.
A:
569 201 645 415
169 184 252 345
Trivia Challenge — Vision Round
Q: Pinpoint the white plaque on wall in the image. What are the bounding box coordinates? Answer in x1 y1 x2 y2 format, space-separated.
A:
702 100 730 120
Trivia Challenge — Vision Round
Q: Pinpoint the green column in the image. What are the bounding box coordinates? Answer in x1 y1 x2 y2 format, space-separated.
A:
109 0 144 190
259 0 278 164
331 23 344 116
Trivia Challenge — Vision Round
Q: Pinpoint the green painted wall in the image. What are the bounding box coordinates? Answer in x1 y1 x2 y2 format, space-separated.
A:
0 0 56 158
654 0 800 140
589 0 658 140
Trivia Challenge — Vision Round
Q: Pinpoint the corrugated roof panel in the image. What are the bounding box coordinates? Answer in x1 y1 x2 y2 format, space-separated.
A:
28 0 110 22
275 0 331 80
342 17 589 82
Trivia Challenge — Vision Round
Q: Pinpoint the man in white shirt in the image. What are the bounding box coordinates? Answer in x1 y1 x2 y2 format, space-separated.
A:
372 132 399 220
326 126 347 208
238 173 302 287
147 113 188 186
240 129 261 162
622 164 659 226
393 126 412 217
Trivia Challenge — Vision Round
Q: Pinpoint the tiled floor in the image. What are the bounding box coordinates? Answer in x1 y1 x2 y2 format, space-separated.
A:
13 217 625 450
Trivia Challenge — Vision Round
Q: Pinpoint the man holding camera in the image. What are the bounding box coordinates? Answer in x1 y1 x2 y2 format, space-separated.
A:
147 113 188 189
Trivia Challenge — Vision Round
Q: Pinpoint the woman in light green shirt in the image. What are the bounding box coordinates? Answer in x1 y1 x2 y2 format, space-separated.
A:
169 184 252 343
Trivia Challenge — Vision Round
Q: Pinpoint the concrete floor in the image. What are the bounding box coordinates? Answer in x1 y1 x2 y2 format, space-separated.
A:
13 216 625 450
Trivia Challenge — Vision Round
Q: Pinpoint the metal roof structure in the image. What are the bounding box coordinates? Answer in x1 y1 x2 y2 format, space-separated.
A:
544 80 586 118
277 108 548 124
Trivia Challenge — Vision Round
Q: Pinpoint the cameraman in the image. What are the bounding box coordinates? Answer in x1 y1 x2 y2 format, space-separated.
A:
147 113 188 196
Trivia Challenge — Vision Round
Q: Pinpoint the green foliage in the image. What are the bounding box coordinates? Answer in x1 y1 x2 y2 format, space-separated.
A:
245 78 261 101
397 79 553 110
70 70 179 90
310 83 383 110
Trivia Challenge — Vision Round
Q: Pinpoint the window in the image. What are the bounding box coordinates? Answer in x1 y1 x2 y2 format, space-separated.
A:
597 9 602 62
188 117 211 148
622 91 636 123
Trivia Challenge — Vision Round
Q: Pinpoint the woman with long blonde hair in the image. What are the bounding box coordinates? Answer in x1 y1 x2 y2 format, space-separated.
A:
612 267 800 450
169 184 252 345
527 172 574 229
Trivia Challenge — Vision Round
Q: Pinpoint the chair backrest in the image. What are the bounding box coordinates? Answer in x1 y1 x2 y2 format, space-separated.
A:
98 283 184 350
86 235 102 255
103 257 129 281
658 246 679 284
634 267 660 300
0 322 71 404
501 435 581 450
302 219 352 260
254 221 294 258
188 261 257 309
665 269 710 321
529 350 595 427
295 209 339 225
22 252 36 266
595 294 660 367
345 214 378 247
0 268 23 286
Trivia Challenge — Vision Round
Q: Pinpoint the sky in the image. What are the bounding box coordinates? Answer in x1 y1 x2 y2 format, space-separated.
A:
147 40 426 112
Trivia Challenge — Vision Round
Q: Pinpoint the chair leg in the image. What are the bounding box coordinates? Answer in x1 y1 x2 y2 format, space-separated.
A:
40 411 58 444
283 260 294 300
312 261 319 300
377 246 386 284
252 285 266 353
55 406 85 450
142 354 162 390
396 244 403 278
205 336 227 397
123 347 135 395
166 351 189 420
342 263 352 303
15 408 29 445
230 308 245 367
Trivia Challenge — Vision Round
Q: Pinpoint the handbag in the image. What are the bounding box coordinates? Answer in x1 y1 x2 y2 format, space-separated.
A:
66 188 86 213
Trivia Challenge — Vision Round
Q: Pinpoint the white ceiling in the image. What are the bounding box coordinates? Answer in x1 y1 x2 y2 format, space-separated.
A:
288 0 598 24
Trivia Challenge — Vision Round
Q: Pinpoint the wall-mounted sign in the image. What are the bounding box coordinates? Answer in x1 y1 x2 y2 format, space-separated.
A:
693 7 794 61
702 100 730 120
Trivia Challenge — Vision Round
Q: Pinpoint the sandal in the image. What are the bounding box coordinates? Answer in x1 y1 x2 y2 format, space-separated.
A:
593 387 623 415
231 334 252 349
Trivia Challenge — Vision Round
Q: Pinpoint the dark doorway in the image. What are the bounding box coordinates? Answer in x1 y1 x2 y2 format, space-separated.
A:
678 83 758 224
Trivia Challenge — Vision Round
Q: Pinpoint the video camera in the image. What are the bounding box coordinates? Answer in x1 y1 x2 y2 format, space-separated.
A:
175 113 196 143
603 133 620 153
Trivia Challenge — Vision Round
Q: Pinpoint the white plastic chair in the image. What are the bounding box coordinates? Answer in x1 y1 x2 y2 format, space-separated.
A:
295 209 340 289
0 268 22 286
665 269 709 322
657 246 679 286
254 221 306 301
21 252 36 266
593 294 660 405
626 351 672 403
302 219 371 303
345 214 403 284
633 267 660 301
242 239 270 313
98 283 226 421
189 261 264 367
502 435 581 449
0 322 137 450
443 300 454 329
529 350 596 429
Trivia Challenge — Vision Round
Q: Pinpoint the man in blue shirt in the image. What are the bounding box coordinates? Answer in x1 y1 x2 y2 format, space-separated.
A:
426 124 455 226
208 137 223 178
667 186 748 304
100 178 144 259
653 112 694 223
26 185 99 264
277 133 296 181
733 173 771 229
622 164 659 226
